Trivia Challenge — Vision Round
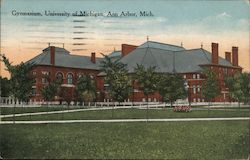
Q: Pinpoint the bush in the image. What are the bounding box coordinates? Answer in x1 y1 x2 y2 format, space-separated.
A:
173 106 191 112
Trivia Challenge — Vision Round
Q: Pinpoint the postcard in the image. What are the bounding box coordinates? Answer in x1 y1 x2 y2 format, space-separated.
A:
0 0 249 159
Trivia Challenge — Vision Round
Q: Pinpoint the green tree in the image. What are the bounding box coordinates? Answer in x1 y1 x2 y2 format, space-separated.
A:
100 55 131 118
1 54 34 122
134 64 158 120
41 81 60 106
1 54 34 103
241 72 250 104
158 74 187 107
0 76 11 97
225 72 248 107
202 69 220 107
100 55 131 103
76 75 96 105
59 86 75 107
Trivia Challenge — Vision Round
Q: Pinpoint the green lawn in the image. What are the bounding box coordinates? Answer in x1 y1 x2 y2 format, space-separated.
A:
0 121 249 159
2 108 250 121
0 106 82 115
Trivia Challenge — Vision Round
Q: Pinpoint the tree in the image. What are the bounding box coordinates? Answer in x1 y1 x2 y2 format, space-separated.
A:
158 74 187 107
76 75 96 105
40 81 60 106
225 72 249 107
241 72 250 104
1 54 34 103
0 76 11 97
100 54 131 103
1 54 34 123
59 86 75 107
100 55 131 118
202 69 220 107
134 64 158 120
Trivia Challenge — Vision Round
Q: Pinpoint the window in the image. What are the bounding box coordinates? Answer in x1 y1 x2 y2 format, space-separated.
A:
42 78 48 84
32 88 36 95
193 74 196 79
183 74 186 79
193 98 196 102
32 71 36 75
193 85 196 94
56 72 63 83
197 85 200 93
42 71 49 76
197 74 200 79
67 73 73 84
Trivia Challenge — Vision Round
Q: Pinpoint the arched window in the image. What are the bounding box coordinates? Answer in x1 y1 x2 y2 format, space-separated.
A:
56 72 63 83
67 73 73 84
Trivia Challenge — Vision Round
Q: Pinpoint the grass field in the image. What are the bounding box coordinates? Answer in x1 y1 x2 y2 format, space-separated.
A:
0 106 80 115
0 121 249 159
2 108 250 121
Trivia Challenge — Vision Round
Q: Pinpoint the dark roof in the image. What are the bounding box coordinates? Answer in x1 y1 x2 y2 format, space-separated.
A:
26 47 102 70
107 50 122 58
138 41 185 51
120 47 233 73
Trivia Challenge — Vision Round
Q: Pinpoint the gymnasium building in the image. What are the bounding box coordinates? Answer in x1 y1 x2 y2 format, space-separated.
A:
26 41 242 103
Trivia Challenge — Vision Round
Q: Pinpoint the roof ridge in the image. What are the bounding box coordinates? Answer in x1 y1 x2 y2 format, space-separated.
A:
147 41 185 49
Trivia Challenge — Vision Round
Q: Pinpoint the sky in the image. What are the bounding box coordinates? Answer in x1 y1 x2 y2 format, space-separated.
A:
0 0 249 78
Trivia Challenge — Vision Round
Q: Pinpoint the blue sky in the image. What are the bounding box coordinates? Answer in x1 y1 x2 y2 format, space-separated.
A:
0 0 249 77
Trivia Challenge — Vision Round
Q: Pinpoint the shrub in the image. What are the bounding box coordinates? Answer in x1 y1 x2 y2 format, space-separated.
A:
173 106 191 112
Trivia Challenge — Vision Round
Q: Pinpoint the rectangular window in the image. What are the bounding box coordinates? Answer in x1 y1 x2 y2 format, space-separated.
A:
193 85 196 94
183 74 186 79
197 85 200 93
197 74 200 79
32 88 36 95
42 78 48 84
32 71 36 75
193 74 196 79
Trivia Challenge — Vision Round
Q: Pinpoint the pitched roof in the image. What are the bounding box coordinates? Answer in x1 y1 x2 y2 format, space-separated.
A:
26 47 102 70
138 41 185 51
120 46 233 73
107 50 122 58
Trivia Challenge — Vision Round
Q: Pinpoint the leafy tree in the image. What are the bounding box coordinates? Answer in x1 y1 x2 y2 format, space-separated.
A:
158 74 187 107
76 75 96 105
1 54 34 104
100 55 131 118
1 54 34 122
59 86 75 107
225 72 249 107
41 81 60 106
100 54 131 102
202 69 220 107
134 64 158 120
241 72 250 104
0 76 11 97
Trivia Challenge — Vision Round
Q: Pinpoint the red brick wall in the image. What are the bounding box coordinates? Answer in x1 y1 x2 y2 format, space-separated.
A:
30 65 99 101
232 46 238 66
121 44 137 57
211 43 219 64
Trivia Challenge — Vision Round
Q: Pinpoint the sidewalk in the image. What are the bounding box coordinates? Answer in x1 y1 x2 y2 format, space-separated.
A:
1 117 249 124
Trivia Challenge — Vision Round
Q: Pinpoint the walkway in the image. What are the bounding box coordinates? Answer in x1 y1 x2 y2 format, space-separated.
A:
1 117 249 124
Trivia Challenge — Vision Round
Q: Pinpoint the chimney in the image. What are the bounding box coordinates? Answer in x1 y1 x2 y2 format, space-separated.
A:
50 46 55 65
232 46 238 66
211 43 219 64
91 52 96 63
225 52 231 63
121 44 137 57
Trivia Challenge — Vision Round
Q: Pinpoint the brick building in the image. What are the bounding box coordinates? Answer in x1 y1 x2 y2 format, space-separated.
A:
27 41 242 103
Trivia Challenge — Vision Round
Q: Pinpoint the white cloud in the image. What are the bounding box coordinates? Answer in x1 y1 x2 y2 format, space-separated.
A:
216 12 231 19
